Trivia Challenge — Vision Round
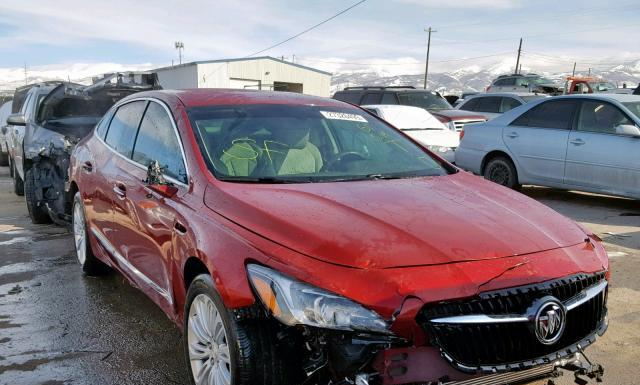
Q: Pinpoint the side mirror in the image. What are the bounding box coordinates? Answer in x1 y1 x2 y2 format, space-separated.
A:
7 113 26 126
615 124 640 137
145 160 178 198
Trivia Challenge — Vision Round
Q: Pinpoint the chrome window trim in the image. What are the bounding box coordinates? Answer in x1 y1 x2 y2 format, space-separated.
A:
430 280 607 324
90 227 173 305
93 97 190 188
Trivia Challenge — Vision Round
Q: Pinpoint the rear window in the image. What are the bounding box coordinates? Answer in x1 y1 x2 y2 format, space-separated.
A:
511 100 578 129
333 92 361 104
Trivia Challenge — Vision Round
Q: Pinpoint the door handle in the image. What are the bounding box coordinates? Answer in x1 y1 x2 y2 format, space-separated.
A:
570 138 585 146
174 221 187 235
113 182 126 198
81 161 93 172
506 132 519 139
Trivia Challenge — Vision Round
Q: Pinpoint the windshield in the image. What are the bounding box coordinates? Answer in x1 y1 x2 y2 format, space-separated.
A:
622 102 640 120
590 82 617 92
531 77 555 85
189 104 450 183
397 92 452 110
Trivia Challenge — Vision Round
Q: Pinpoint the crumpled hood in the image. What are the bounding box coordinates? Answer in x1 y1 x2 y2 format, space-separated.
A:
205 172 587 269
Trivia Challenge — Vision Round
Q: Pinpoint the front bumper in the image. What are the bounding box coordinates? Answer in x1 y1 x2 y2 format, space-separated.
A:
372 273 608 384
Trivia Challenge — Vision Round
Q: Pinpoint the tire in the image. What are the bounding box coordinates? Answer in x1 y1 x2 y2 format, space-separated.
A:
0 151 8 167
483 156 521 190
13 162 24 196
25 168 52 224
72 192 108 275
184 275 295 385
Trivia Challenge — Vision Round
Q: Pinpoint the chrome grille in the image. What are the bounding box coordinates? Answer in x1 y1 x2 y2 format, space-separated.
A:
417 273 608 372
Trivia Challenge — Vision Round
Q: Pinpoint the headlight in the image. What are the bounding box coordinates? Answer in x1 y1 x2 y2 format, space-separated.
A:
427 145 451 154
247 264 391 334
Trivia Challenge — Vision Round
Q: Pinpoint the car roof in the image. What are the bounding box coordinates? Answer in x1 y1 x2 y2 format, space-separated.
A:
127 89 350 108
467 92 545 98
551 94 640 103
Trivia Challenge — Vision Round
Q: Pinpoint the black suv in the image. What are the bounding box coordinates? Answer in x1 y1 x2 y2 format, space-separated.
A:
332 86 486 131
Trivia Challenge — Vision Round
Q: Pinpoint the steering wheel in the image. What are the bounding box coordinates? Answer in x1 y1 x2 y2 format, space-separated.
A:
326 151 367 171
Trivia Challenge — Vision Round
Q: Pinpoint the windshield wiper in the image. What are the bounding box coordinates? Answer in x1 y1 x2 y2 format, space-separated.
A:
218 176 312 184
364 174 405 180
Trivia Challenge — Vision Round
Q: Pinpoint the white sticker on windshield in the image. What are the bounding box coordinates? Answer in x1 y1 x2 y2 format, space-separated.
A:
320 111 368 122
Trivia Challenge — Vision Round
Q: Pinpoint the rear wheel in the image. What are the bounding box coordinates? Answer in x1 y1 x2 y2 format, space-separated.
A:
184 275 295 385
13 162 23 196
483 156 521 190
25 168 52 224
72 192 107 275
0 150 8 166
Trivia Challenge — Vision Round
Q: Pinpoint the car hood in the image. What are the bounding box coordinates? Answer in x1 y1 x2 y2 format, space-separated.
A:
205 172 587 269
430 109 487 120
403 128 460 148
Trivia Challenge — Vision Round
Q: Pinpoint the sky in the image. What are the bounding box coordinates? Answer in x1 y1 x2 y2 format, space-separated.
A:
0 0 638 78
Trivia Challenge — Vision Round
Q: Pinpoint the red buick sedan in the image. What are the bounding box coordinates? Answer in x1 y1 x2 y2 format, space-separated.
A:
69 89 609 385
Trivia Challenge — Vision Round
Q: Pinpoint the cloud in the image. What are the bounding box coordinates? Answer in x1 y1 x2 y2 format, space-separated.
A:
395 0 522 9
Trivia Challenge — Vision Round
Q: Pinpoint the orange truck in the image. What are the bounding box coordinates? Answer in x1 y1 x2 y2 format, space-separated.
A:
564 76 618 94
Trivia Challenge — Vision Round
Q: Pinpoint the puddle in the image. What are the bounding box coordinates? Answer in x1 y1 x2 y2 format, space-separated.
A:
0 237 32 246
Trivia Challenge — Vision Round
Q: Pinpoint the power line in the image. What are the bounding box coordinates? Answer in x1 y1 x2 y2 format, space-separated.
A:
297 51 513 66
200 0 367 84
246 0 367 57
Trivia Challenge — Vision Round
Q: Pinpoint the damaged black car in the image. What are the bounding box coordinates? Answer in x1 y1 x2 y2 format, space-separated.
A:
6 73 160 225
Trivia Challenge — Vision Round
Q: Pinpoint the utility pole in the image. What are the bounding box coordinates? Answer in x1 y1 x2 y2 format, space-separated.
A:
423 27 436 89
514 38 522 74
588 67 592 76
292 54 296 64
572 62 576 76
24 63 28 85
174 41 184 65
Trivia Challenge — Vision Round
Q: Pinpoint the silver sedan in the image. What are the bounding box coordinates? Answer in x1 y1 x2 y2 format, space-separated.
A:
455 94 640 199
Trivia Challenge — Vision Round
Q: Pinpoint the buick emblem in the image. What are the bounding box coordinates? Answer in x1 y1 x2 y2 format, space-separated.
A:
534 299 566 345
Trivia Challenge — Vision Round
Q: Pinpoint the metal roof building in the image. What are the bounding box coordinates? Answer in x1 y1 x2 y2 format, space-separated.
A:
153 56 332 97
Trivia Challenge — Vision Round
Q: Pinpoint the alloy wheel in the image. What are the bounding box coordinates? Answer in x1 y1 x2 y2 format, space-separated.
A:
187 294 232 385
73 201 87 266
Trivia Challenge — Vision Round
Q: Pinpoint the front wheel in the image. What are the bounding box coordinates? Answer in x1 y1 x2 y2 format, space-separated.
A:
184 275 296 385
0 151 8 167
483 156 521 190
25 168 52 224
13 162 23 196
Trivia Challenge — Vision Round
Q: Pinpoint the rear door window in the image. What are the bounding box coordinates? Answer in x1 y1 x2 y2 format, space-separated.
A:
460 98 480 111
105 100 147 157
511 100 578 129
132 102 187 183
380 93 398 104
361 92 382 105
500 97 522 112
476 97 501 113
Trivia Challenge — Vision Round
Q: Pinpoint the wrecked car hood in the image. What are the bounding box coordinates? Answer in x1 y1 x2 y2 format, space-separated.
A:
205 171 588 269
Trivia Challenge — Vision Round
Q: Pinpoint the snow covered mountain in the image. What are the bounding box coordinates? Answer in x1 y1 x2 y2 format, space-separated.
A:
1 59 638 97
330 60 640 95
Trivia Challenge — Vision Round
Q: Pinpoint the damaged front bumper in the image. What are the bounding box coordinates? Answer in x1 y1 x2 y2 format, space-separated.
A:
282 272 609 385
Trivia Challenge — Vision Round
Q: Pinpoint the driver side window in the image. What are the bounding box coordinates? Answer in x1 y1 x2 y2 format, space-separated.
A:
132 102 187 183
577 101 635 135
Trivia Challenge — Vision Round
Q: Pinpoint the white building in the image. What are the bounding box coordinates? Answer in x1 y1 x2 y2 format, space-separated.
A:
153 56 332 97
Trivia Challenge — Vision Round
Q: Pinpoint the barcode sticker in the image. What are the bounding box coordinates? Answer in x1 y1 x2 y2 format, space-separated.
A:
320 111 368 122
